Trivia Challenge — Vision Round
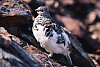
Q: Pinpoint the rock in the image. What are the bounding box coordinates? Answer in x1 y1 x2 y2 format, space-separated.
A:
84 11 96 24
0 34 11 48
56 15 83 37
88 53 100 65
59 0 74 5
0 27 65 67
89 22 100 42
0 1 32 27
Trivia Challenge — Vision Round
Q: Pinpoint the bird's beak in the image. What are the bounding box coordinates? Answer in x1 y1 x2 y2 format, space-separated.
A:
35 9 38 11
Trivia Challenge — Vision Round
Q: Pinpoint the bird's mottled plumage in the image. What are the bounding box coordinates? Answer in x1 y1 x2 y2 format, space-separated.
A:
32 6 72 65
32 6 95 67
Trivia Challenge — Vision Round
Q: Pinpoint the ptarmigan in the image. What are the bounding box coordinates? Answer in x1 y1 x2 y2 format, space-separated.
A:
32 6 95 66
32 6 72 66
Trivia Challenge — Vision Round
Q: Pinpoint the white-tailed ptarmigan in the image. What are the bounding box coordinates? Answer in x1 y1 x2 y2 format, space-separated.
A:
32 6 95 66
32 6 72 66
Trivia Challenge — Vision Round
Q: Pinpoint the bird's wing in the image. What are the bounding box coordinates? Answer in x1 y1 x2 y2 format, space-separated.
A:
47 22 73 66
44 22 65 42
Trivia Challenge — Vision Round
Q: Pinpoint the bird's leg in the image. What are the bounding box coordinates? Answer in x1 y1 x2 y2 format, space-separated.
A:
44 52 53 57
48 52 53 57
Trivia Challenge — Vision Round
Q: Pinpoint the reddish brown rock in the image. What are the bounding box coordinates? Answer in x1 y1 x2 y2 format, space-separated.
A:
0 1 32 27
56 15 83 37
84 11 96 24
0 34 11 47
59 0 74 5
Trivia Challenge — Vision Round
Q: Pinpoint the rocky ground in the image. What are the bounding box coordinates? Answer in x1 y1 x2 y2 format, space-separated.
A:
0 0 100 67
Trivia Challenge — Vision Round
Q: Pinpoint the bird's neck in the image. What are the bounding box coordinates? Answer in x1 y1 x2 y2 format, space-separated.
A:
36 14 51 20
35 14 52 25
38 12 50 17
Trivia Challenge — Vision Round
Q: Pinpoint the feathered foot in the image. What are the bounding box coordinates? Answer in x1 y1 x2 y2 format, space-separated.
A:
45 52 53 57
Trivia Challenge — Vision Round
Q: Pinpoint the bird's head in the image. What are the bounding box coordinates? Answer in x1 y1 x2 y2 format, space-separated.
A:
35 6 49 16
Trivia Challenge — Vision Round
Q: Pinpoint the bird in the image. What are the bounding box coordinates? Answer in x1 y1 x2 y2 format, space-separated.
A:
32 6 73 66
32 6 95 66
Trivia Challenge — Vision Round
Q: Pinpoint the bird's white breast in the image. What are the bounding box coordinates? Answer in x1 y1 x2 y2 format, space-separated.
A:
33 21 70 54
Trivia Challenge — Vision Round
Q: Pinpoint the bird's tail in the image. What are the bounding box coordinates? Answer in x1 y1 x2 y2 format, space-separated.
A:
65 53 73 66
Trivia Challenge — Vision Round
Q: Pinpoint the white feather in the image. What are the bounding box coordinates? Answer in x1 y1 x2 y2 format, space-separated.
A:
33 22 70 55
